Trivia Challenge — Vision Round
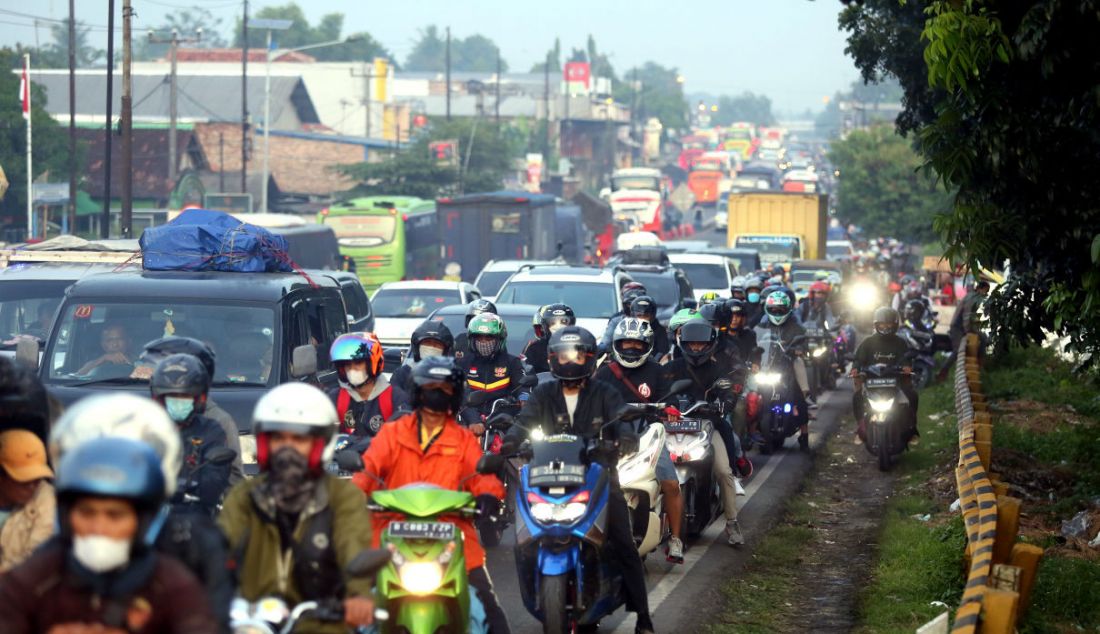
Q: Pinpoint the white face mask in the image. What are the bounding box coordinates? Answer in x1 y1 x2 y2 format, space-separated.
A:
345 368 369 387
419 344 444 359
73 534 131 573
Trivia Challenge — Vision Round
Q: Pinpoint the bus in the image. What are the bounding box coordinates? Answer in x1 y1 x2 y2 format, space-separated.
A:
318 196 439 292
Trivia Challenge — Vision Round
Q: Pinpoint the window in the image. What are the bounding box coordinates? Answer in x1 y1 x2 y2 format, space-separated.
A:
474 270 515 297
371 289 462 318
496 281 617 319
624 272 681 309
0 280 70 347
674 263 729 289
327 215 397 247
490 212 521 234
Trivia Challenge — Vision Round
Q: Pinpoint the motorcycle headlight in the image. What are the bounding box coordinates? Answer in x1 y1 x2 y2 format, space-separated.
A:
682 432 711 461
528 491 588 524
812 347 827 358
398 561 445 596
756 372 781 386
530 427 546 441
849 283 878 308
530 502 556 522
868 397 895 413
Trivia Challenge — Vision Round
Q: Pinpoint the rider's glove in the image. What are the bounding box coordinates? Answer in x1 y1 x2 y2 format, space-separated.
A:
476 494 500 518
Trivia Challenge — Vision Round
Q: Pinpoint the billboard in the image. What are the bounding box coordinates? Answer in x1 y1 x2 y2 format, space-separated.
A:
564 62 591 95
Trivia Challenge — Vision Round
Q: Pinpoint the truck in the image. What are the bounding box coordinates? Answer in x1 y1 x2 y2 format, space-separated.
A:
435 191 558 283
726 191 828 270
606 167 666 237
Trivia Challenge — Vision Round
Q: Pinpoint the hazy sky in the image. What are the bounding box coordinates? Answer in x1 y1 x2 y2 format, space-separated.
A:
3 0 858 115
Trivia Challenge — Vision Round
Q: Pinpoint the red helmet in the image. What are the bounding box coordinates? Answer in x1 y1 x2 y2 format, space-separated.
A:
809 281 831 295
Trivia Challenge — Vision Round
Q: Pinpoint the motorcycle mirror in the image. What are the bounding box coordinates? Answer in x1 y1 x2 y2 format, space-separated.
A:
205 446 237 466
476 454 505 475
467 390 492 407
659 379 693 401
346 549 392 578
518 374 539 388
335 449 365 473
613 402 647 421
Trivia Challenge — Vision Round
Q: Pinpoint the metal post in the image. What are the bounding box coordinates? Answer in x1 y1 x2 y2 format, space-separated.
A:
542 51 550 170
24 54 32 240
149 28 202 186
67 0 76 235
219 132 225 192
445 27 451 121
241 0 249 194
495 49 501 125
261 29 271 213
102 0 114 238
120 0 133 238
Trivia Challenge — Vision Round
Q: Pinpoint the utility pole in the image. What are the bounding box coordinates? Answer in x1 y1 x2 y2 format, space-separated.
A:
241 0 249 195
494 48 501 125
67 0 76 235
120 0 133 238
149 28 202 184
350 64 372 138
445 27 451 121
542 51 550 170
101 0 115 239
218 132 225 191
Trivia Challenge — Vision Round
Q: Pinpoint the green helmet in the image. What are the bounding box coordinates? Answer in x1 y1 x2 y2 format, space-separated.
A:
814 270 831 281
669 308 703 333
467 313 507 358
699 290 721 304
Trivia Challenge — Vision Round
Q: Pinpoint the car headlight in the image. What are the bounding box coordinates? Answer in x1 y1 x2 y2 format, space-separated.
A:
756 372 781 386
398 561 445 596
868 397 895 413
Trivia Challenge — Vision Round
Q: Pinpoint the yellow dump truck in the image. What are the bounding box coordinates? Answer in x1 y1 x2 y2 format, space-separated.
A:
726 191 828 270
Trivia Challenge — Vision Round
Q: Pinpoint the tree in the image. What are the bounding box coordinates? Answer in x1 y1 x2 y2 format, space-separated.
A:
27 19 102 68
136 7 228 61
529 39 562 73
404 26 446 72
614 62 687 131
814 77 903 138
0 49 70 226
404 27 507 72
338 118 518 198
711 92 775 127
233 3 392 62
828 124 951 244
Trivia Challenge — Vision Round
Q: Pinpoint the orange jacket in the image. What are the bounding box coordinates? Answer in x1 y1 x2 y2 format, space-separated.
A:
353 411 504 570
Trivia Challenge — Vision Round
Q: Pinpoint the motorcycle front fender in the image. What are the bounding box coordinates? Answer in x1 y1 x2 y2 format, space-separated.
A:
537 544 580 576
391 597 461 634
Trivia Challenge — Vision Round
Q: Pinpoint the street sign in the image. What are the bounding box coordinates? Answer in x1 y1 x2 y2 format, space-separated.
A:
32 183 69 205
203 193 253 215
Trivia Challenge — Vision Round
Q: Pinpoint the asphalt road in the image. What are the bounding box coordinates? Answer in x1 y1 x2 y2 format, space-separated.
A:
484 383 854 633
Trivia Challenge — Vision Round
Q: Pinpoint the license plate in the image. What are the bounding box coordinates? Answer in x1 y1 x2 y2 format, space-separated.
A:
387 521 455 541
866 377 897 387
324 462 352 478
664 419 702 433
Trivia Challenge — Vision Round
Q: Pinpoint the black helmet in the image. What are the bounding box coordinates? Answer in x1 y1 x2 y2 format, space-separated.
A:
141 336 216 380
465 298 497 327
872 307 900 335
630 295 659 321
410 356 465 415
411 320 455 361
611 317 654 369
620 282 647 312
534 303 577 340
548 326 597 384
151 353 210 399
904 299 927 324
0 356 49 444
725 298 748 330
677 320 718 367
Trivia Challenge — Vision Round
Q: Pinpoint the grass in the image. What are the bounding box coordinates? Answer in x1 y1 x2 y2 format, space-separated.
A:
1022 556 1100 633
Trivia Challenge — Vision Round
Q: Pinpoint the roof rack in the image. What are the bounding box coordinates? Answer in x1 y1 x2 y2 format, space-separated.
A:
0 248 140 268
613 246 671 267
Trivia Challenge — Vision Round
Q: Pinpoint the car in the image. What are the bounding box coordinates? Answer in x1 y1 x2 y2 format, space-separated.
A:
826 239 855 262
668 253 738 301
608 248 695 324
660 240 713 254
370 280 480 349
473 259 557 300
323 270 374 332
702 247 763 277
492 265 633 339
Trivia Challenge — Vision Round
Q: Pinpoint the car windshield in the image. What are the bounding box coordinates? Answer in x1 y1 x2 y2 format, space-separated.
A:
611 176 660 191
674 263 728 289
47 301 275 387
827 244 851 257
474 270 516 297
625 272 681 309
372 289 461 318
495 281 616 319
736 237 801 259
791 271 817 285
325 214 396 247
0 280 70 348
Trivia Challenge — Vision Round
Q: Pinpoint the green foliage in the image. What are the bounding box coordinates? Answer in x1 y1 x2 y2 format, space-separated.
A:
136 8 228 61
338 118 517 199
234 3 393 63
828 124 952 243
19 19 103 69
710 92 775 127
404 26 507 73
815 77 904 139
613 62 688 132
1023 556 1100 632
528 39 562 74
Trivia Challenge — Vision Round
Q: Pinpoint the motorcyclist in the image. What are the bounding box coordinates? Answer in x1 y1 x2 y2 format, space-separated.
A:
754 291 814 450
328 332 409 438
720 299 759 363
744 277 765 327
851 307 919 446
48 392 236 632
219 383 376 633
522 303 576 374
454 298 499 361
665 308 703 361
513 326 657 634
663 321 751 546
598 282 649 355
458 313 528 435
0 436 218 633
150 353 232 513
629 295 671 359
0 430 55 572
798 281 837 329
904 299 934 333
354 356 510 634
136 336 244 485
390 320 455 391
729 277 748 302
594 318 687 564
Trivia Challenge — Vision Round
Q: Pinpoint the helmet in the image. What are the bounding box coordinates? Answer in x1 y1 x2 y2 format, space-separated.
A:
140 336 216 380
0 356 49 442
410 321 454 362
771 263 786 277
630 295 659 321
669 308 702 333
467 313 507 359
611 318 654 369
699 290 721 305
330 332 385 388
814 270 831 281
904 281 923 300
50 393 182 496
677 320 718 367
464 299 497 327
872 307 900 336
410 356 465 415
809 281 831 297
620 282 648 312
729 277 747 300
764 291 794 326
904 299 927 324
150 353 210 400
547 326 597 383
699 300 731 331
56 437 166 543
725 298 748 329
534 303 576 339
252 382 337 472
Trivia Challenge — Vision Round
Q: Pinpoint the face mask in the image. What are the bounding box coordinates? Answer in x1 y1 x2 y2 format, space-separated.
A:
747 292 760 304
345 368 369 387
473 338 497 358
73 534 131 573
419 388 453 413
164 396 195 424
419 344 444 359
267 446 315 514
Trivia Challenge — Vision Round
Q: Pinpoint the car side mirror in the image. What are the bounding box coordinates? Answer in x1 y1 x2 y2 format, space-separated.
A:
346 549 392 578
290 345 318 378
15 338 39 370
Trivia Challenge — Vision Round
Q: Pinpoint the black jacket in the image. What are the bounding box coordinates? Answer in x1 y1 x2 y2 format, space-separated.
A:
514 378 629 444
522 337 550 374
663 356 744 410
458 349 527 416
854 332 911 371
327 379 410 437
594 359 670 405
719 328 758 365
176 414 232 512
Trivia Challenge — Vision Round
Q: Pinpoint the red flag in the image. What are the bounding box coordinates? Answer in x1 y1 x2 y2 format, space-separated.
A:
19 58 29 119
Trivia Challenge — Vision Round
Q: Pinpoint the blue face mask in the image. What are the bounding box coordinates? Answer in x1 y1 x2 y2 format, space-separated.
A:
164 396 195 423
747 292 761 304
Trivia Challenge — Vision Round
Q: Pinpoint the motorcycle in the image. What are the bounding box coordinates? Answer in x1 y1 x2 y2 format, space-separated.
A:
663 398 722 538
857 363 915 471
229 550 392 634
617 408 667 558
898 323 936 390
754 334 808 454
803 325 834 394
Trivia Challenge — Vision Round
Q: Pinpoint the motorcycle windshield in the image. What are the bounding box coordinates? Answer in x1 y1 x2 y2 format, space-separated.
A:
371 483 475 518
529 435 589 487
756 331 789 371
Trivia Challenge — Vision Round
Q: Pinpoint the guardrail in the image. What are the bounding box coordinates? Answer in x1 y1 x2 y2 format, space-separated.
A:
949 334 1044 634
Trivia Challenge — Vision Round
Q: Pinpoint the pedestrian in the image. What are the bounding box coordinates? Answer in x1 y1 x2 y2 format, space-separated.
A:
0 429 55 572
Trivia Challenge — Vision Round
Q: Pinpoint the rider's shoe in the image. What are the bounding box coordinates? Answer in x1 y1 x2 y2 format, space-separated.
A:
749 432 766 447
666 536 684 563
726 519 745 546
734 477 746 496
854 433 864 445
798 433 810 452
908 430 921 447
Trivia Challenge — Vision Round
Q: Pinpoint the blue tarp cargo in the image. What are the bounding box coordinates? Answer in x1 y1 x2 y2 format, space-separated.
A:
139 208 293 273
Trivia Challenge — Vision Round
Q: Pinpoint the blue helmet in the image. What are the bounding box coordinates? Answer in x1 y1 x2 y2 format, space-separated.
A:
56 436 166 512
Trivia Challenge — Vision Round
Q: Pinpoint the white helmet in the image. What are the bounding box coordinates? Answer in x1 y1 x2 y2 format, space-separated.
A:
49 393 182 496
252 383 337 472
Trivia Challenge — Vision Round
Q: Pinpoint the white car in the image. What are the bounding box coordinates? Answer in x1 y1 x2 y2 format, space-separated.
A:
473 259 556 300
826 240 855 262
370 280 480 347
668 253 738 301
493 265 631 339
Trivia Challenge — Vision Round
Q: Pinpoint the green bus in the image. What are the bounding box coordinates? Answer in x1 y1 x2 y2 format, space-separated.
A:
318 196 440 292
